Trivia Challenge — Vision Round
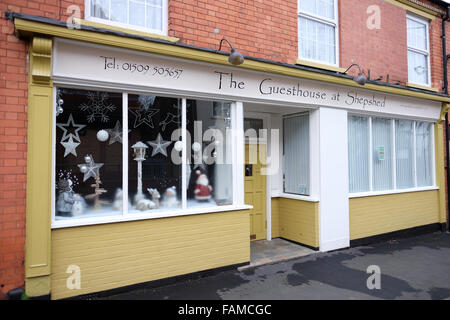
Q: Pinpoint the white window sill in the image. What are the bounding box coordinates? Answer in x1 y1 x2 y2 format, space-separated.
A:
349 186 439 199
272 193 320 202
51 204 252 229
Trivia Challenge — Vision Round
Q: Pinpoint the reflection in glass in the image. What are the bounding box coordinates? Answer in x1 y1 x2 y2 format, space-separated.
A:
186 100 233 208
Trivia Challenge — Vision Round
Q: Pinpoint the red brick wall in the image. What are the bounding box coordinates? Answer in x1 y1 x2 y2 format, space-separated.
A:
0 0 82 300
0 0 449 299
168 0 299 64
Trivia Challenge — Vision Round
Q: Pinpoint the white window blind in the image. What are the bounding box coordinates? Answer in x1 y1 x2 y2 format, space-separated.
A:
283 113 310 195
348 115 434 194
348 115 370 193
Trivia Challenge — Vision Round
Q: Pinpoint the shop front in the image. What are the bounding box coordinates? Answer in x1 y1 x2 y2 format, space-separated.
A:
13 14 449 299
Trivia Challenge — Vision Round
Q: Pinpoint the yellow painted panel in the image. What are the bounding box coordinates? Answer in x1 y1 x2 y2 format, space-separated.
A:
26 84 53 278
278 198 319 248
349 190 440 240
51 210 250 299
271 198 280 238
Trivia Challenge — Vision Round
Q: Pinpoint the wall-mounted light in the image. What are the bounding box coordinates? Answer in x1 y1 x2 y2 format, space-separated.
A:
217 38 245 66
344 64 367 86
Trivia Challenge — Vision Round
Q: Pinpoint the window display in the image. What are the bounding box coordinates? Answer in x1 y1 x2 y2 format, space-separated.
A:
54 88 236 223
186 100 233 208
55 88 123 220
127 95 182 213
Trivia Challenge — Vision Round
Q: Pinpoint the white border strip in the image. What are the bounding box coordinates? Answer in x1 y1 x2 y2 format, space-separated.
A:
349 186 439 198
52 204 253 229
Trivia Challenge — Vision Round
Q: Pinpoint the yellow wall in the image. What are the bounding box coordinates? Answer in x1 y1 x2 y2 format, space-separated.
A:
51 210 249 300
271 198 280 238
349 190 440 240
274 198 319 248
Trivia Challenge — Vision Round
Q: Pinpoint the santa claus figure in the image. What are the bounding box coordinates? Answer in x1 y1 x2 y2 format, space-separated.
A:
194 170 212 201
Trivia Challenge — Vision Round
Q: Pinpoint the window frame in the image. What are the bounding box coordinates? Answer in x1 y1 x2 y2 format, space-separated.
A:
297 0 340 67
348 113 437 198
406 13 431 87
51 86 248 229
84 0 169 36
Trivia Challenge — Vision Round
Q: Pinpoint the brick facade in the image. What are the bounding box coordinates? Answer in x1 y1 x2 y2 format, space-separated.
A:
0 0 449 299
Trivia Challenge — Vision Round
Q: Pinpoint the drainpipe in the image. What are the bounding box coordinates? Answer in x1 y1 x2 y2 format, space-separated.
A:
442 5 450 231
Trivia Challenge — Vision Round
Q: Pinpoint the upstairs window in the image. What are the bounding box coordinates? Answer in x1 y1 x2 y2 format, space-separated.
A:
298 0 338 66
407 14 430 86
87 0 167 35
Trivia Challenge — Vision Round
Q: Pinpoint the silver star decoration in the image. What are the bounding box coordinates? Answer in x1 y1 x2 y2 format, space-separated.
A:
61 136 80 157
147 133 172 157
56 113 86 142
129 107 159 129
106 120 124 145
78 156 104 182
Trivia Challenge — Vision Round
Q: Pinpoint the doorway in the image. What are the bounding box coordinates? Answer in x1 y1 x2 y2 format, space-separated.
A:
244 113 270 241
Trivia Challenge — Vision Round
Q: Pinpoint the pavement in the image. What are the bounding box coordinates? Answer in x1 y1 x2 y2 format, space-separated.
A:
239 238 316 270
98 232 450 300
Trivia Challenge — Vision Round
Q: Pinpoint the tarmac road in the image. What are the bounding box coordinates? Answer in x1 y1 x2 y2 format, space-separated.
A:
99 232 450 300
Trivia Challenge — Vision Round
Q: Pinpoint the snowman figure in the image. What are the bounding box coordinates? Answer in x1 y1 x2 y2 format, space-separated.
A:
56 178 75 216
161 186 180 208
194 170 212 201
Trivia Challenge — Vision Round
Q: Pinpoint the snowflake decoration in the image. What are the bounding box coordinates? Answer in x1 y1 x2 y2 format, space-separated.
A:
79 92 116 123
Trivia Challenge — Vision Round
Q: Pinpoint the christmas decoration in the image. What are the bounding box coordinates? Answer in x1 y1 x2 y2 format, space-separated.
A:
61 135 80 157
159 104 182 131
78 154 108 210
71 194 86 216
56 170 79 191
132 142 148 204
147 188 161 208
56 178 75 215
194 170 212 201
77 154 104 182
56 113 86 143
174 140 183 152
161 186 180 208
129 106 159 129
138 94 156 111
147 133 172 157
106 120 125 145
113 188 125 211
136 198 157 211
96 129 109 142
85 175 109 210
56 89 64 116
79 91 116 123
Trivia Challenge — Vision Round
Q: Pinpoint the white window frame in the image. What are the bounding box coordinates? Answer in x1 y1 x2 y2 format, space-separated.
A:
297 0 340 67
51 87 249 229
406 13 431 87
84 0 169 36
348 114 437 198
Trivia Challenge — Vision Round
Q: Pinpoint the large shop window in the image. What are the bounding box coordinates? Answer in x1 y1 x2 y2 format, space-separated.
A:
348 115 434 194
54 88 235 223
283 113 310 196
298 0 338 65
407 14 430 86
87 0 167 34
